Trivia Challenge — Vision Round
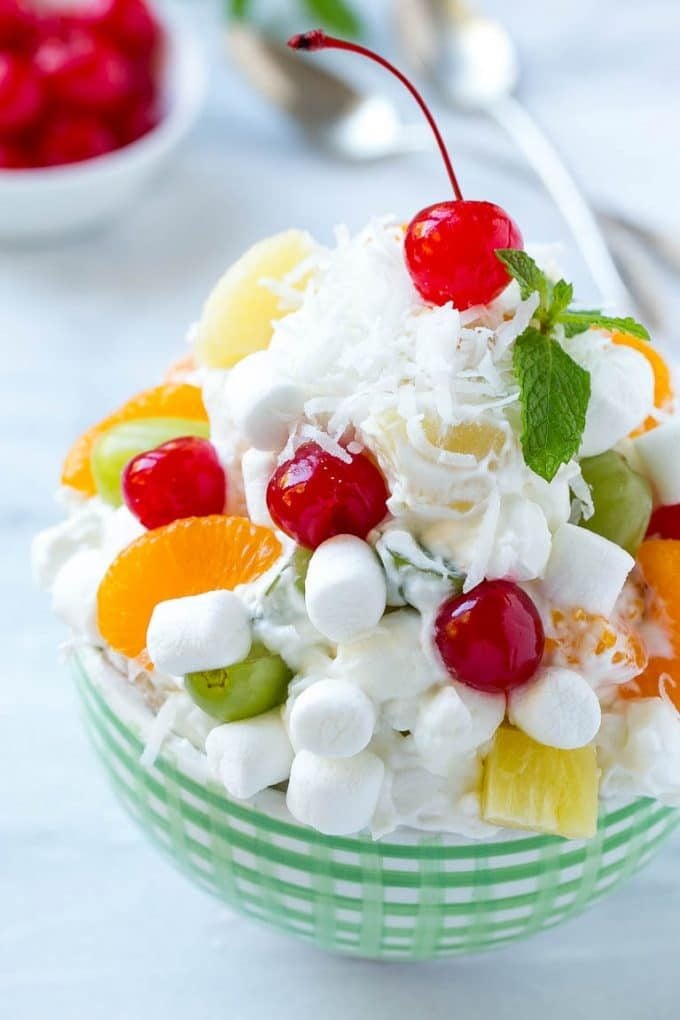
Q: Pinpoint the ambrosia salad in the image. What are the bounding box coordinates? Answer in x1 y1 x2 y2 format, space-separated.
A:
34 32 680 842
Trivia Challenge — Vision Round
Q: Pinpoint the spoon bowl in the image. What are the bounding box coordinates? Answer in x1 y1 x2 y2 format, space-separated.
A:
395 0 518 108
228 24 410 160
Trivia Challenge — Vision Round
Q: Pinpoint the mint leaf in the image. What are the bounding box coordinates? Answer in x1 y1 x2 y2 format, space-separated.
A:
228 0 252 17
560 311 650 341
497 250 649 477
301 0 362 36
545 278 573 325
496 249 551 305
513 327 591 482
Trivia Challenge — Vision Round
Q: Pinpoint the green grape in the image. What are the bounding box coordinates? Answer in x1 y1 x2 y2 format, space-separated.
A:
261 545 312 624
291 545 312 594
185 643 292 722
91 417 210 505
580 450 653 556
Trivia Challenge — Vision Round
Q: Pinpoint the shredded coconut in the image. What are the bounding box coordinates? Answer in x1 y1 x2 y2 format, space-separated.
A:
140 693 183 768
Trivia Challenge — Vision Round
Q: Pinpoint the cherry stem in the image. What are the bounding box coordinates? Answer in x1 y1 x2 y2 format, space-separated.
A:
288 29 464 202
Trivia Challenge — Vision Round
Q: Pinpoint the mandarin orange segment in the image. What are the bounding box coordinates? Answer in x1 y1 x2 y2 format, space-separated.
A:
621 538 680 708
622 659 680 703
97 516 282 660
61 383 208 496
545 607 646 685
612 331 674 434
163 352 198 383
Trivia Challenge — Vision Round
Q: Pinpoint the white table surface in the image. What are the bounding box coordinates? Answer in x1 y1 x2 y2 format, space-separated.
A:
2 1 679 1017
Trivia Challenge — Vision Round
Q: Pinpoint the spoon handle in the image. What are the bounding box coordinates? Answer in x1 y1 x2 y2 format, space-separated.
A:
487 95 630 310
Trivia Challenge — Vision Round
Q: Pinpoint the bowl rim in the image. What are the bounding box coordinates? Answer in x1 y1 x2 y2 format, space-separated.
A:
72 644 680 858
0 5 206 185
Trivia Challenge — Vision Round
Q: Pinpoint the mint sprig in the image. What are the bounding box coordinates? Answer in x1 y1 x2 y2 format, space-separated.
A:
496 249 650 341
496 249 650 482
513 328 591 482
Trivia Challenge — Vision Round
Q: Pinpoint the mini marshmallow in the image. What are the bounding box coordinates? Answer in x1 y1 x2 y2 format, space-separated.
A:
541 523 633 617
334 609 434 701
146 589 251 676
486 496 551 582
414 683 505 773
286 749 384 835
633 418 680 506
51 548 108 641
304 535 387 643
566 334 655 457
288 678 376 757
206 709 294 800
225 350 303 451
509 666 602 749
241 447 277 528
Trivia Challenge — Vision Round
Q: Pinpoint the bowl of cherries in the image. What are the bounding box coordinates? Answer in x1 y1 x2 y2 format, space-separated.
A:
0 0 205 239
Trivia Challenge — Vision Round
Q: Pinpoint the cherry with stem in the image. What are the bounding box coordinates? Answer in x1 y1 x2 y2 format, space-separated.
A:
288 29 523 311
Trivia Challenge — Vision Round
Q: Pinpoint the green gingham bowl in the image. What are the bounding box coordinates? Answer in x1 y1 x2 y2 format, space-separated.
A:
74 649 679 960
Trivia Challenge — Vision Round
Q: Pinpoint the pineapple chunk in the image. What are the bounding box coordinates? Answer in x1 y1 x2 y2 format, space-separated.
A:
194 230 314 368
423 417 506 459
482 726 600 840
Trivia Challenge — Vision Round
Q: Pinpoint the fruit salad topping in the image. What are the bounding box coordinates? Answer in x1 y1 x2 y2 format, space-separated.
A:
288 29 523 312
33 37 680 841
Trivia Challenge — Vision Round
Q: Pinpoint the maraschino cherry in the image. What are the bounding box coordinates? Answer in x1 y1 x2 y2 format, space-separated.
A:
647 504 680 541
39 112 117 166
122 436 227 529
0 0 36 51
288 29 523 311
434 579 544 694
74 0 162 57
0 137 31 168
266 442 389 549
0 52 44 133
35 28 134 114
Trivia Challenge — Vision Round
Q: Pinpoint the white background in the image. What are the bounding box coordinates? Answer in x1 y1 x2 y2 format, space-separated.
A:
2 1 679 1017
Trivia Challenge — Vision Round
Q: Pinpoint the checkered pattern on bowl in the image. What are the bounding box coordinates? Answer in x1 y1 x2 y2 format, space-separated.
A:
74 651 679 959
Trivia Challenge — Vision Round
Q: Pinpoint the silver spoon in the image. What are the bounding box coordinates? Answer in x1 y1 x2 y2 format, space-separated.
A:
226 23 665 325
394 0 633 310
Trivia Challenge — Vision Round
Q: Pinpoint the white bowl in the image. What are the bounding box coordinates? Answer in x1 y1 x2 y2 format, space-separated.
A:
0 11 206 241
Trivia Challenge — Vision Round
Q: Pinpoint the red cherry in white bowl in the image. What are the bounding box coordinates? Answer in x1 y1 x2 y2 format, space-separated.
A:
0 3 205 241
0 52 44 135
288 30 523 311
0 0 38 52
